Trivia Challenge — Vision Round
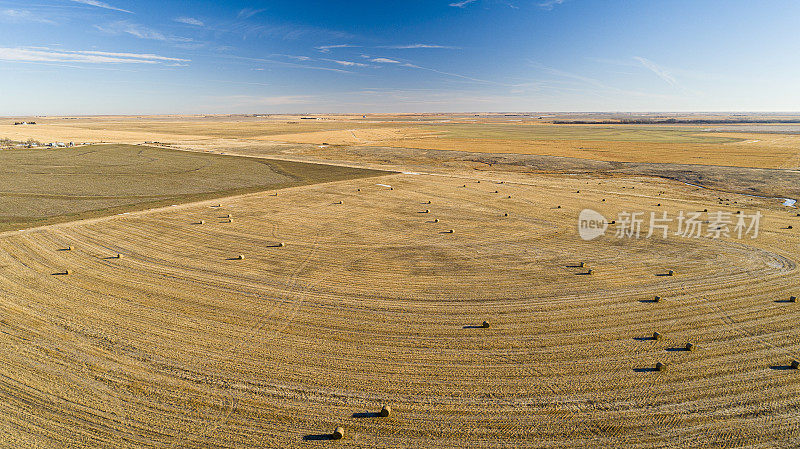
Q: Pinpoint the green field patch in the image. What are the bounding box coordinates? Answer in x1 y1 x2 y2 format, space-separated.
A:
0 144 388 231
433 124 744 144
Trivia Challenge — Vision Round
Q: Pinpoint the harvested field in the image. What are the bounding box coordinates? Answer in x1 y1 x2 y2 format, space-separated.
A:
1 168 799 447
4 115 800 169
0 144 387 231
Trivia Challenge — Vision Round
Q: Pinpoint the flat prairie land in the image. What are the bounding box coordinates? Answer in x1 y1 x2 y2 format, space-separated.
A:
5 115 798 168
0 144 387 231
1 114 799 447
1 170 799 447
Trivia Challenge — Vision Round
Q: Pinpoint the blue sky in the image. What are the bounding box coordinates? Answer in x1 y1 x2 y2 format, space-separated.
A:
1 0 799 114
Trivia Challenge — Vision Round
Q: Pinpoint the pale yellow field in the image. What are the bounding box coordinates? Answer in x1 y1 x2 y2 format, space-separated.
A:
1 168 799 447
1 115 800 447
4 115 800 169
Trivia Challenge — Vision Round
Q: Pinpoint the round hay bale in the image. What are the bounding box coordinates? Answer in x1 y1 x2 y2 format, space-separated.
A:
703 208 708 212
655 362 666 372
507 195 512 199
586 269 594 275
578 262 585 268
199 220 205 224
116 253 122 259
557 205 562 209
425 200 431 204
482 321 490 328
654 295 662 303
446 229 454 233
610 220 616 224
332 427 344 440
657 203 661 206
224 214 231 218
790 296 797 303
237 254 245 260
433 219 439 223
602 199 606 202
493 190 498 193
503 213 508 217
357 189 361 192
792 360 800 370
380 405 391 417
686 342 696 351
789 225 794 229
336 201 343 204
64 269 70 275
653 332 662 340
424 209 429 213
668 270 675 276
66 246 73 251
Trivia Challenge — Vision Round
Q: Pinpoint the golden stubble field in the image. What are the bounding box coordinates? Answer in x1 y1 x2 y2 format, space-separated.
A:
3 115 800 169
1 115 800 447
0 167 799 447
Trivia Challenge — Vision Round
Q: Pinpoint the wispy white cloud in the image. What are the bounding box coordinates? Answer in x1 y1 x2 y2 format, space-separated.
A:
634 56 678 87
538 0 565 10
95 21 192 43
0 47 188 65
449 0 478 8
237 8 266 19
175 16 203 26
315 44 359 53
323 59 370 67
70 0 132 14
371 57 402 64
282 55 311 61
227 55 353 74
0 9 55 24
378 43 459 49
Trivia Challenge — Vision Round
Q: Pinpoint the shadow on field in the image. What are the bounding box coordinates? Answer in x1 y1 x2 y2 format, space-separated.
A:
633 336 658 341
769 365 797 371
633 367 659 373
639 299 659 303
774 299 795 303
666 347 690 352
303 434 335 441
462 325 485 329
352 412 382 418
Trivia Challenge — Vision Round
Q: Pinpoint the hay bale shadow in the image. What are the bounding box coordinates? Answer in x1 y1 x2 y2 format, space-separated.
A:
775 299 795 303
633 367 658 373
352 412 381 418
639 299 659 303
769 365 796 371
303 434 335 441
666 347 690 352
462 325 485 329
633 336 658 341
